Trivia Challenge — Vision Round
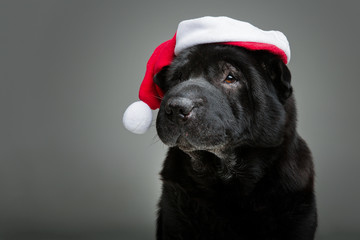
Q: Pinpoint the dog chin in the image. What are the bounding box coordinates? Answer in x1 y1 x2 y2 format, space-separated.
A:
175 135 197 151
175 134 227 153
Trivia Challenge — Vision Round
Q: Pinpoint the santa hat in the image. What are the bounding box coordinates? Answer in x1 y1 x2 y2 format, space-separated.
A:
123 16 290 134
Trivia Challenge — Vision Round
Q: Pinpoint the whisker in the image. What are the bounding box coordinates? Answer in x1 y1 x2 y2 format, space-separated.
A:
150 135 161 145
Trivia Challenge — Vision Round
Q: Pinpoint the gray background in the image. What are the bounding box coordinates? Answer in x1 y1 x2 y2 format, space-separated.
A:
1 0 359 239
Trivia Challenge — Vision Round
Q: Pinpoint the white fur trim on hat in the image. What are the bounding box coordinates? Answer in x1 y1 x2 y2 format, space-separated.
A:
175 16 291 63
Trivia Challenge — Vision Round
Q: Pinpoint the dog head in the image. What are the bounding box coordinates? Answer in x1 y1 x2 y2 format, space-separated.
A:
155 44 294 152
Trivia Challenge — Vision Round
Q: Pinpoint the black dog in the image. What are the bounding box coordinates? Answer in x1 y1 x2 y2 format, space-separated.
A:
154 44 317 240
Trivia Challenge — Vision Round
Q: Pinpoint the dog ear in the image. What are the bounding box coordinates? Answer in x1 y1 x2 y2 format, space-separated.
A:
153 66 170 92
260 53 292 103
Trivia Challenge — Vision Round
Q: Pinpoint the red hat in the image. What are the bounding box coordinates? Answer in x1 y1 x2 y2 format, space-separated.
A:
123 16 290 134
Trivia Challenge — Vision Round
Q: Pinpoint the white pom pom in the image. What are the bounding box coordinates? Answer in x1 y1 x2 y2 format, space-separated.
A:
123 101 153 134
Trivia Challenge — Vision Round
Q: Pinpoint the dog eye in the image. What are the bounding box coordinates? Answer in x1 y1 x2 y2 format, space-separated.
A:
224 74 237 84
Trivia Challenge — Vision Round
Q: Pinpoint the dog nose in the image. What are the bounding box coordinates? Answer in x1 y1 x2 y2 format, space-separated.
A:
165 97 194 123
